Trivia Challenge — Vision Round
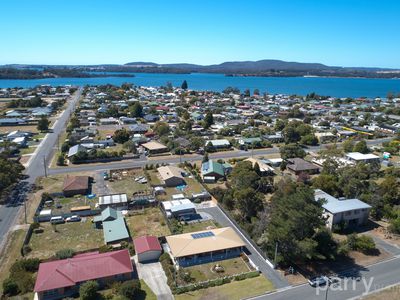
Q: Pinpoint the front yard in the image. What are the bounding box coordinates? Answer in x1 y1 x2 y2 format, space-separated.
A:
178 257 253 284
125 207 170 238
28 220 103 259
109 169 151 196
175 275 275 300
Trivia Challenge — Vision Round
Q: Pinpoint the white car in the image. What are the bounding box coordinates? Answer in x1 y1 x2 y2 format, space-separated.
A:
308 276 329 287
66 215 81 222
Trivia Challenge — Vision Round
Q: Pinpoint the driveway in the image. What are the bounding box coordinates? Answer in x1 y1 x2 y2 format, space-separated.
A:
94 171 112 195
135 258 173 300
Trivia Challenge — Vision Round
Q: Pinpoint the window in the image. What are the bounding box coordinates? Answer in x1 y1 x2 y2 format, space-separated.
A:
345 211 352 216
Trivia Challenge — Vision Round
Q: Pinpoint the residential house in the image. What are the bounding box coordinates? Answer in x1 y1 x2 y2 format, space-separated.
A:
166 227 246 267
142 141 169 155
161 199 196 219
315 189 371 229
244 157 275 175
205 139 231 150
345 152 380 164
93 207 130 244
157 165 185 187
286 158 320 175
62 176 90 197
201 160 227 182
34 250 133 300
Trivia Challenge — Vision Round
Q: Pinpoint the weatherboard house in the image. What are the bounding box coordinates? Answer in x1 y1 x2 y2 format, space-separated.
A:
166 227 246 267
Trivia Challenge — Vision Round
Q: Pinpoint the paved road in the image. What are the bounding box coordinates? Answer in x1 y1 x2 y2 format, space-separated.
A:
47 138 393 176
198 206 289 289
0 88 82 247
251 256 400 300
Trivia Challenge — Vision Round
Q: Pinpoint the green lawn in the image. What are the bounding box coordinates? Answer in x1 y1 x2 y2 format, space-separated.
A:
28 220 104 259
182 220 219 234
180 257 252 284
175 275 275 300
147 169 163 186
125 207 170 238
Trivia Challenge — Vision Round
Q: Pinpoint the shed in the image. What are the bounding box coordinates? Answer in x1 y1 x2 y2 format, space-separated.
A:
133 235 162 263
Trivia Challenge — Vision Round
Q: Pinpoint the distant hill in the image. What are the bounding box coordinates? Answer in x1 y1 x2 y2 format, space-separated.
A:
2 60 399 78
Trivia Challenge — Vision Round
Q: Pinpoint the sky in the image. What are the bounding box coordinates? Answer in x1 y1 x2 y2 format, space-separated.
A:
1 0 399 68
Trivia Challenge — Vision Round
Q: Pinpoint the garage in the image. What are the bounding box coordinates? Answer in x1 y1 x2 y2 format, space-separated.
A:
134 235 162 263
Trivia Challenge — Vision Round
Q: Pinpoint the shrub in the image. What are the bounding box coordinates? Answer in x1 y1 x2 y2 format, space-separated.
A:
9 270 35 294
57 154 65 166
2 278 19 296
55 248 75 259
118 279 141 299
99 245 113 253
10 258 40 273
79 280 99 300
22 245 32 256
347 234 376 254
159 252 170 262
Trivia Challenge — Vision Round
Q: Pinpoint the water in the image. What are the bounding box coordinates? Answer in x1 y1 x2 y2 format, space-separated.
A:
0 72 399 98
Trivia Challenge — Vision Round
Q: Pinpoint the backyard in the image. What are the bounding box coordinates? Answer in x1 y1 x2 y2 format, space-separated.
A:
125 207 170 238
175 275 274 300
182 220 220 234
28 220 103 259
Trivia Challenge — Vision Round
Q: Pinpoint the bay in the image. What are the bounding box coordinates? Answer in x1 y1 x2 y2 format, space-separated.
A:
0 72 399 98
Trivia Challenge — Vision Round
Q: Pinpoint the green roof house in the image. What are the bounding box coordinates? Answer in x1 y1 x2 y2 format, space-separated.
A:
201 160 227 182
93 207 130 244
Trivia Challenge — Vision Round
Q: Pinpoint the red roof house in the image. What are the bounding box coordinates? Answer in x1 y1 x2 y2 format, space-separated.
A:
133 235 162 263
34 250 133 300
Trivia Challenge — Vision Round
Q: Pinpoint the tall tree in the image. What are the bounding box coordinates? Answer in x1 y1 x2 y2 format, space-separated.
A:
234 188 264 221
37 116 50 132
203 111 214 129
130 102 143 118
181 80 188 90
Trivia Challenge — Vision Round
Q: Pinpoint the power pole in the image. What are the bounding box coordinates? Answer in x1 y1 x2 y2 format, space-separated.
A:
43 156 48 177
24 196 27 224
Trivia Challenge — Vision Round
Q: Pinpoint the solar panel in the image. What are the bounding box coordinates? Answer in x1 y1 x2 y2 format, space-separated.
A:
191 231 215 239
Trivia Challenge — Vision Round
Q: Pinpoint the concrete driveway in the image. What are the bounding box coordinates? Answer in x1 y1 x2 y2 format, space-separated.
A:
134 257 173 300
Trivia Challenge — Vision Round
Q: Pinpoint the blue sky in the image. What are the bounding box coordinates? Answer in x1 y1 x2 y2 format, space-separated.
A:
1 0 399 67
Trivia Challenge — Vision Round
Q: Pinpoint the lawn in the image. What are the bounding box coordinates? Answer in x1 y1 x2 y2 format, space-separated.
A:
182 220 220 234
50 196 96 214
181 257 253 283
19 146 37 155
125 207 170 238
28 220 103 259
361 285 400 300
0 229 27 295
147 169 163 186
175 275 275 300
0 125 39 134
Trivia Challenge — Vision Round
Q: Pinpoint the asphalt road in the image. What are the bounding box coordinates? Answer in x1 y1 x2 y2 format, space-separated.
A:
252 255 400 300
0 88 82 247
47 138 393 176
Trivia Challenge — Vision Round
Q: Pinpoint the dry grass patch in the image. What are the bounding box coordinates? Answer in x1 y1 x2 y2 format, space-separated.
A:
28 221 103 259
125 207 170 238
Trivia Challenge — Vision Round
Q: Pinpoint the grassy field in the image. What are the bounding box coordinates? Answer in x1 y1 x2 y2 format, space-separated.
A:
109 170 151 196
147 169 163 186
181 257 252 283
125 207 170 238
361 285 400 300
28 220 103 259
0 125 39 134
175 275 275 300
0 229 27 295
182 220 219 233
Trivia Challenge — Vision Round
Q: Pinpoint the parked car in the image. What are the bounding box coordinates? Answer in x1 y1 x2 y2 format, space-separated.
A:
66 215 81 222
308 276 329 287
50 216 65 224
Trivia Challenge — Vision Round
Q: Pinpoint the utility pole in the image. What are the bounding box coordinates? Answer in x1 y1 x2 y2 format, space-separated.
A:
43 155 48 177
24 196 27 224
274 241 278 268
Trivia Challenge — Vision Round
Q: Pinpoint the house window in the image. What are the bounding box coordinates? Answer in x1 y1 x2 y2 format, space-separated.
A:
345 211 352 216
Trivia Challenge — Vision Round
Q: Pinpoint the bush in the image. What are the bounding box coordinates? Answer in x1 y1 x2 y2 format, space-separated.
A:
55 248 75 259
118 279 141 299
10 258 40 273
99 245 113 253
79 280 99 300
22 245 32 256
2 278 19 296
347 234 376 254
57 154 65 166
159 252 170 262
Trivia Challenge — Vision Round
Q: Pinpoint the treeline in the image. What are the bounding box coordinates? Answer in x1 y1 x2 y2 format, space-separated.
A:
7 96 43 108
0 156 25 200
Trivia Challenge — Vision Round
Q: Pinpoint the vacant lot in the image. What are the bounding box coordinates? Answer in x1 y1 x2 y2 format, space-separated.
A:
109 169 151 196
181 257 253 284
175 275 275 300
28 220 103 259
125 207 170 238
